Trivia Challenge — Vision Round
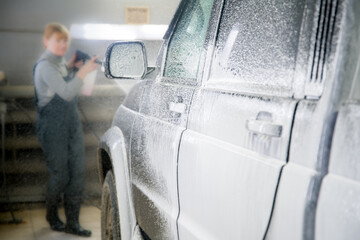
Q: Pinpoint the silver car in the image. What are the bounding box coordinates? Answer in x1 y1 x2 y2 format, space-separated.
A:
97 0 360 239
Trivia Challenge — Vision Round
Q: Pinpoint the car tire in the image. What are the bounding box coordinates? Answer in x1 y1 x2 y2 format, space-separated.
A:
101 170 121 240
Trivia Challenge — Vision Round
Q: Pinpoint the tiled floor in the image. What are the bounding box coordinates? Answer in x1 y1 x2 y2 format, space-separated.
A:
0 204 101 240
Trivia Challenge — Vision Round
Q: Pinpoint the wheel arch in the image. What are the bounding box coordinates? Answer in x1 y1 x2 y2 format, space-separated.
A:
97 126 137 240
97 147 113 186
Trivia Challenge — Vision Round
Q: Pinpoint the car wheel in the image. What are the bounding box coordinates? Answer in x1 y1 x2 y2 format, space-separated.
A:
101 170 121 240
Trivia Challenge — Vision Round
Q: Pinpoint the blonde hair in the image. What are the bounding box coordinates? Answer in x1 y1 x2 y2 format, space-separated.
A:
43 23 70 40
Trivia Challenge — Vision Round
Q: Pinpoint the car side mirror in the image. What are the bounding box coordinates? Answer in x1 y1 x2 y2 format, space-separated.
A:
104 41 148 79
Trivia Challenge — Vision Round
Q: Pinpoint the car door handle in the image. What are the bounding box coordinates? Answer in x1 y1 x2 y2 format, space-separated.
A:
168 102 187 114
245 119 283 137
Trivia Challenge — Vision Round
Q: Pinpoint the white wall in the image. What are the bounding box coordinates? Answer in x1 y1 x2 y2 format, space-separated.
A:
0 0 179 30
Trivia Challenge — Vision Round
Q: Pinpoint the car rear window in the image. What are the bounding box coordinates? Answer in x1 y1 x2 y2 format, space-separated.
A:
209 0 305 95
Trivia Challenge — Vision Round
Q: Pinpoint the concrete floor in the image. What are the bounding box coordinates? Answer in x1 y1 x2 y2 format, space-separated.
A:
0 204 101 240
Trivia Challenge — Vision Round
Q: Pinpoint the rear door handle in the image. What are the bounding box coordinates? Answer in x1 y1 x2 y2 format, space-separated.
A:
246 119 283 137
169 102 187 114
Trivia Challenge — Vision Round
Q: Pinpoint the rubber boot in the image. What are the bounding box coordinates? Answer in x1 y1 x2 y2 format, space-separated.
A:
46 197 65 232
64 201 91 237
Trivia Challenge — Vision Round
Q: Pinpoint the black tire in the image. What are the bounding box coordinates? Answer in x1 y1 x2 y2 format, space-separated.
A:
101 171 121 240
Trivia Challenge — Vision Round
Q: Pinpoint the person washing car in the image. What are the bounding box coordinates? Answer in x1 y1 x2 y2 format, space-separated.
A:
33 22 98 237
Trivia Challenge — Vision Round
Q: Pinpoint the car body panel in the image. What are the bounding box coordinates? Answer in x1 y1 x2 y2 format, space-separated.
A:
178 89 297 239
176 0 304 238
266 0 358 239
129 80 196 239
127 0 216 238
316 102 360 239
266 99 337 240
266 163 320 240
178 131 284 239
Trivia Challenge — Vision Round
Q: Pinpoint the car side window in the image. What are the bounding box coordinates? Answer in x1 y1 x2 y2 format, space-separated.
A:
164 0 214 81
209 0 305 95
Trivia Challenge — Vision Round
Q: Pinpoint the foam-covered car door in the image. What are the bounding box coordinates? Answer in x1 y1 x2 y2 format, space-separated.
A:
177 0 305 239
129 0 214 239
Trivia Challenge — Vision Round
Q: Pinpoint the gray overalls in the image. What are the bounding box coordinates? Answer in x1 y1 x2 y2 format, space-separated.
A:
34 60 85 225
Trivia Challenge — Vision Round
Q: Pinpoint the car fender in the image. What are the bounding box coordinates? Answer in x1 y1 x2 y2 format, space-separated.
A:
98 126 137 240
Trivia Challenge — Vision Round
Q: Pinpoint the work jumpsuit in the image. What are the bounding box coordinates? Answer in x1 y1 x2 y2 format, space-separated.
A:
34 59 85 225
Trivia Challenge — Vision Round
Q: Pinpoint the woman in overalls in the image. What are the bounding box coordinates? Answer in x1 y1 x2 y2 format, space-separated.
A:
33 23 98 237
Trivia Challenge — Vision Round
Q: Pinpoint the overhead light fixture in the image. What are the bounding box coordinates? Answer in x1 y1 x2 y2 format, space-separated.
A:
70 24 168 40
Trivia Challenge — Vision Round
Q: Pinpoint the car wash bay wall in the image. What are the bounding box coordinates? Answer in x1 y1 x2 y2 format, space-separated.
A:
0 0 179 85
0 0 179 202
